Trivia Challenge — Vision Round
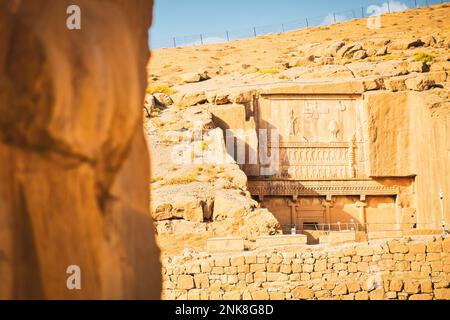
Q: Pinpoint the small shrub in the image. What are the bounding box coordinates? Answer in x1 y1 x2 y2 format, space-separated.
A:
258 69 280 74
164 173 197 185
242 67 260 74
414 52 434 63
146 85 177 95
381 54 402 60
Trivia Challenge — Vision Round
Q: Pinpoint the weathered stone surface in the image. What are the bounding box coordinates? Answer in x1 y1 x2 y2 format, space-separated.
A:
404 281 420 294
405 75 436 91
250 289 268 300
181 71 209 83
337 42 363 59
369 288 385 300
144 94 157 116
434 288 450 300
326 41 346 57
213 190 257 221
207 237 244 253
332 283 348 296
353 50 367 60
407 61 429 73
0 0 161 299
388 240 409 254
154 93 174 107
223 291 241 300
319 231 356 244
390 39 424 50
292 286 314 300
385 74 415 91
376 46 388 56
355 245 374 256
177 275 195 290
256 235 307 248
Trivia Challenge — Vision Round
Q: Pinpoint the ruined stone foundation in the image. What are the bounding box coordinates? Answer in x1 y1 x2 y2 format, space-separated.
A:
162 236 450 300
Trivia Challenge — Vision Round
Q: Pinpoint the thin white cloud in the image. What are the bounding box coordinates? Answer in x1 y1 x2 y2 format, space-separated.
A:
367 1 409 16
378 1 409 13
320 13 347 26
321 1 409 27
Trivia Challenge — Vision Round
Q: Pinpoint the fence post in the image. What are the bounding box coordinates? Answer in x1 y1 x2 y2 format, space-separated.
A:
173 37 176 48
333 12 336 23
352 9 356 18
253 26 257 37
226 31 230 42
305 18 309 27
282 23 285 33
200 34 203 45
387 1 391 13
414 0 417 8
361 7 364 18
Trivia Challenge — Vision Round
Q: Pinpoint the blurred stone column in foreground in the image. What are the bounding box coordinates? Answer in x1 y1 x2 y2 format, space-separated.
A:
0 0 161 299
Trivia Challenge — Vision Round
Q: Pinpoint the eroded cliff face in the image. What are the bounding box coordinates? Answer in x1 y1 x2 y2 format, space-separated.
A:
0 0 160 299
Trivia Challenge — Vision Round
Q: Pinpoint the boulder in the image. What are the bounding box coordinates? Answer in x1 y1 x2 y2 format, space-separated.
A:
154 92 173 106
353 50 367 60
144 94 156 116
172 91 208 108
238 209 281 241
376 46 388 56
345 62 376 78
180 71 210 83
153 195 204 222
385 74 415 91
375 60 409 77
366 38 391 47
317 56 335 65
405 75 436 91
212 189 257 221
336 42 363 59
206 91 230 105
390 39 424 50
366 48 377 57
407 61 429 73
325 41 346 57
228 89 257 104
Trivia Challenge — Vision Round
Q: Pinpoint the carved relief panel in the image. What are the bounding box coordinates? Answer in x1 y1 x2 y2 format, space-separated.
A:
257 94 367 180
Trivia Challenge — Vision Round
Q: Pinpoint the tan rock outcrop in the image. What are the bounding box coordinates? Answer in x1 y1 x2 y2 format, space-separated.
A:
0 0 160 299
148 103 281 243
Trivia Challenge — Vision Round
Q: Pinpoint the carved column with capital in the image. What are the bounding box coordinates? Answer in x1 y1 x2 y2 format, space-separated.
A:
322 196 334 225
355 198 368 230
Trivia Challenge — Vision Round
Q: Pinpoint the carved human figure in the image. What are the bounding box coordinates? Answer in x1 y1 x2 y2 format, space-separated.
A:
328 120 341 142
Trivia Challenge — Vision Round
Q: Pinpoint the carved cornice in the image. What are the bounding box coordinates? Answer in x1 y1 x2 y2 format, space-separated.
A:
248 179 399 196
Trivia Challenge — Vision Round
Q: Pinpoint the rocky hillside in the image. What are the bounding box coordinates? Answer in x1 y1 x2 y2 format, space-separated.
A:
146 102 280 256
146 3 450 255
148 3 449 88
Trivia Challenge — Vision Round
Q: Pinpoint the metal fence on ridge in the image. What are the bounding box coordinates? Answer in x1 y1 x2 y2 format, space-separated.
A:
151 0 449 49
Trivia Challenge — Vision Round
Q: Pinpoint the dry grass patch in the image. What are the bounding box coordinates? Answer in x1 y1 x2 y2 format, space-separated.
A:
414 52 434 63
146 85 178 95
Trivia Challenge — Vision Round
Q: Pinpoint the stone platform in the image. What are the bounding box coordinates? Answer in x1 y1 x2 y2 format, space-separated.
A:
207 237 244 253
256 234 307 248
319 231 356 244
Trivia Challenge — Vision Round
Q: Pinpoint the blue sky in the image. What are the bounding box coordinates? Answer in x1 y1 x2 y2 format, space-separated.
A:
149 0 432 48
